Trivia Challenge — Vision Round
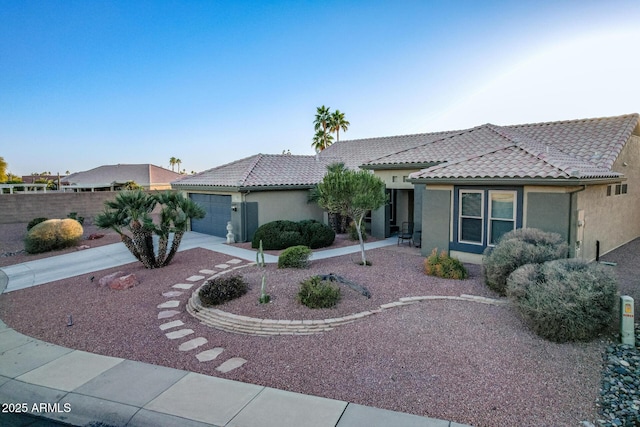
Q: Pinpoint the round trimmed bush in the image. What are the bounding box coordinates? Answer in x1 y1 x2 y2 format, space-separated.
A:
300 220 335 249
298 276 341 308
507 259 617 342
199 275 248 306
27 217 48 231
251 220 334 250
278 245 312 269
483 228 568 295
24 219 83 254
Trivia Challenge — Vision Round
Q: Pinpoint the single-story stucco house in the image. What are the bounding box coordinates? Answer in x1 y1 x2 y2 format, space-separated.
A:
63 164 183 192
173 113 640 263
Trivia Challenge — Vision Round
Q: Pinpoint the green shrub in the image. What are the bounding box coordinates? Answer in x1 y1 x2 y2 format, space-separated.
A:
67 212 85 225
301 220 335 249
483 228 568 296
348 221 367 241
24 219 83 254
27 217 48 231
199 275 248 306
251 220 334 250
298 276 341 309
424 249 468 279
507 259 617 342
278 245 312 269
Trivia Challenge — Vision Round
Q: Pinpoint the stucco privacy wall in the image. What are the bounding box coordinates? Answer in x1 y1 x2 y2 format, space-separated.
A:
245 190 324 226
576 135 640 261
0 192 120 224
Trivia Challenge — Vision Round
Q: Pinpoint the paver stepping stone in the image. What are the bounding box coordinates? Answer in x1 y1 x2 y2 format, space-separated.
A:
165 329 194 339
199 269 216 275
196 348 224 362
162 290 183 297
159 320 184 331
157 300 180 309
215 264 230 269
179 337 208 351
186 275 205 282
216 357 247 373
227 259 242 264
158 310 181 319
172 283 194 290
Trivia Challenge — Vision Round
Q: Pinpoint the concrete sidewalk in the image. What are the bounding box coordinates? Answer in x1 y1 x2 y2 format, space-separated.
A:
0 234 469 427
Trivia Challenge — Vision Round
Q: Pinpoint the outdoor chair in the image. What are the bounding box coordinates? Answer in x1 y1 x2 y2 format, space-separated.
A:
397 222 414 246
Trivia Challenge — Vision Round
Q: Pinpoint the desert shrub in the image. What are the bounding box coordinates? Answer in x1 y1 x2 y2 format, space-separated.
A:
300 220 335 249
252 220 300 249
24 219 83 254
67 212 85 225
507 259 617 342
252 220 334 250
278 245 312 269
348 221 367 241
424 249 468 279
483 228 568 296
199 274 248 306
27 217 48 231
298 276 341 309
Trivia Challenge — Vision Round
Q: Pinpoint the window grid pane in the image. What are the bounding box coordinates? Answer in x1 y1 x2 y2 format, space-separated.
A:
488 191 516 245
459 190 483 244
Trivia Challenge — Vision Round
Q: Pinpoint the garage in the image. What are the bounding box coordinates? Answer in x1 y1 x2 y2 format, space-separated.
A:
189 194 231 237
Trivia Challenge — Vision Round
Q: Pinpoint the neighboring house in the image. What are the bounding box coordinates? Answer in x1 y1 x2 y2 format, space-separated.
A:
62 164 182 192
174 113 640 264
172 154 339 240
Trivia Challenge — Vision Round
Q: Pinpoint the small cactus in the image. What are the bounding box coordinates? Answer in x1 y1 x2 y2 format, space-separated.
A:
256 240 270 303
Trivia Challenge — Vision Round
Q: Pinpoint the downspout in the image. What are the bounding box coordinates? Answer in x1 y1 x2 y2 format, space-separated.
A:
241 190 251 242
567 185 587 259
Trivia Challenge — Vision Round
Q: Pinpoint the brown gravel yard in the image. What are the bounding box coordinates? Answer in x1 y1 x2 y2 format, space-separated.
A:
0 225 625 426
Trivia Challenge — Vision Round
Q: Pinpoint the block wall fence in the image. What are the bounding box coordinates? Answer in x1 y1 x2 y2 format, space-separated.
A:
0 192 119 224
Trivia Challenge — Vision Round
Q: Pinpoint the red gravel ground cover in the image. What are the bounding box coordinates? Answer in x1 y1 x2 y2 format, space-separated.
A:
0 231 614 426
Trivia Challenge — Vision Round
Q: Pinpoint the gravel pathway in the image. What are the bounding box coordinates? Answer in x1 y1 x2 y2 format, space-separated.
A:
0 242 608 426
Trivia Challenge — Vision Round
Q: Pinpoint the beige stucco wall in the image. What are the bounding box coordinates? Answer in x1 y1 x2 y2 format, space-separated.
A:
246 190 325 226
576 135 640 261
374 169 417 189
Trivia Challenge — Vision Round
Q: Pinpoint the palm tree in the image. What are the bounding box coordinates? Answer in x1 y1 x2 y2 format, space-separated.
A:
169 157 177 171
175 158 182 172
312 105 333 152
312 129 334 153
329 110 350 142
95 190 204 268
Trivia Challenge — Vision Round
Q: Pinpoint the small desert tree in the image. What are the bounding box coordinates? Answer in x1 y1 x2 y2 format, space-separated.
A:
316 164 387 265
95 190 205 268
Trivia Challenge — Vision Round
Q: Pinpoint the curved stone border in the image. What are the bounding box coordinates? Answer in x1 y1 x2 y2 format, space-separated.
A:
187 267 508 337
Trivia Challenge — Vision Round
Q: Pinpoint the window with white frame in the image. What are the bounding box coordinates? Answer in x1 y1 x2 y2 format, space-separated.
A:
488 191 517 245
459 190 484 244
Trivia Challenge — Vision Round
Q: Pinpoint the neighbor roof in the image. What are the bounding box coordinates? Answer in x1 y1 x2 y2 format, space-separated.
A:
172 154 341 190
64 164 182 187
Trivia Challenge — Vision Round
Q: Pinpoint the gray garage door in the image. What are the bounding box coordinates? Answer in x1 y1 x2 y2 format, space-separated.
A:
189 194 231 237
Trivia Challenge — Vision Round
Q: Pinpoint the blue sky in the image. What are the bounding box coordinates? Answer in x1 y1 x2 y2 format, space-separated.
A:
2 0 640 176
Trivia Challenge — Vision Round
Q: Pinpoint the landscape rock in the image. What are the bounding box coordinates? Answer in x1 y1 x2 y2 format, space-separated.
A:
109 274 139 290
98 271 125 287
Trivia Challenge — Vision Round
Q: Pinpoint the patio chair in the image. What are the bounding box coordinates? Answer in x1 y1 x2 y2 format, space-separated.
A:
397 222 414 247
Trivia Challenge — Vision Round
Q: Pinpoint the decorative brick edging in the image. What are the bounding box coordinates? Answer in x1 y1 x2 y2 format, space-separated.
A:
187 271 508 336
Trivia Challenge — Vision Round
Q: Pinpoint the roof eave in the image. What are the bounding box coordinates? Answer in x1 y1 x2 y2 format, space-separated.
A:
171 184 241 192
407 177 626 186
361 162 440 170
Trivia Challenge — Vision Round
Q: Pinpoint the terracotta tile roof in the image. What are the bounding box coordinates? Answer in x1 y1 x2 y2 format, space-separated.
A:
317 130 462 169
64 164 181 186
379 114 639 181
173 154 341 189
